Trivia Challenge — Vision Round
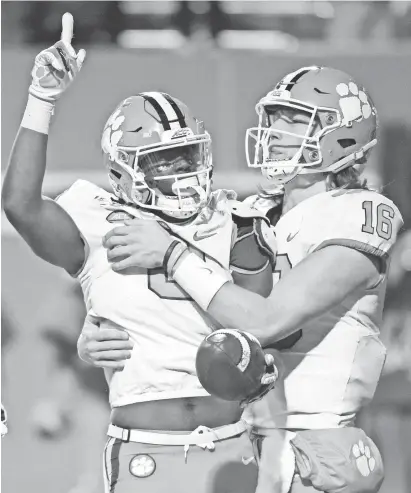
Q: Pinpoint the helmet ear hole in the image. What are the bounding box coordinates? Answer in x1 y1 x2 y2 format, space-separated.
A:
109 168 122 180
337 138 356 149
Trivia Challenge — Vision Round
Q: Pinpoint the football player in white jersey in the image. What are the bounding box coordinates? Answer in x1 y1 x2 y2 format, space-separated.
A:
2 13 278 493
95 66 404 493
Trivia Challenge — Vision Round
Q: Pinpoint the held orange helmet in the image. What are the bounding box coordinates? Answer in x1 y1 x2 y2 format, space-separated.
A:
246 66 378 184
102 92 212 219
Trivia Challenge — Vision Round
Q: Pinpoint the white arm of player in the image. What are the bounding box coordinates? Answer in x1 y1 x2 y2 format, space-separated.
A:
171 245 381 346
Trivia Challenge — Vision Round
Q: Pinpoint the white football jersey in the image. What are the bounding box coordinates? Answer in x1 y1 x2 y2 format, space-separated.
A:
244 189 403 430
56 180 235 407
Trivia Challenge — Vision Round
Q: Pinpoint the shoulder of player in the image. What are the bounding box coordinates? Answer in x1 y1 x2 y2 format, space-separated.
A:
56 179 112 209
323 188 395 206
302 189 400 218
354 190 402 219
297 189 403 257
55 181 116 260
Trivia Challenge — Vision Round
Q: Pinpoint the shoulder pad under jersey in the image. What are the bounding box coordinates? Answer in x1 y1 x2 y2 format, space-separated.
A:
242 194 283 226
230 199 277 265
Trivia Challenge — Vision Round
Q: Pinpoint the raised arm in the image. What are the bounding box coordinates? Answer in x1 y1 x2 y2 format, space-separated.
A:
2 13 86 275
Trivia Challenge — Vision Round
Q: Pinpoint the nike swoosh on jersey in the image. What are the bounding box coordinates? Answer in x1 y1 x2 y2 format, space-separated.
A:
193 230 218 241
241 456 256 465
286 231 299 242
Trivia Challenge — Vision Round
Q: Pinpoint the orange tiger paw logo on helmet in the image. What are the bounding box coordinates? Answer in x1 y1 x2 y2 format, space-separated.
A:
336 82 375 126
101 109 125 158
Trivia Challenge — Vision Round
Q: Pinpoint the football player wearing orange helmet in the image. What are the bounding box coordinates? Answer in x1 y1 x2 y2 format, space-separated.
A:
3 13 278 493
106 66 403 493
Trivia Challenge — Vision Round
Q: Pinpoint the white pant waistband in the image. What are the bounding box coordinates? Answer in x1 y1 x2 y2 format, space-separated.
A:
107 421 246 445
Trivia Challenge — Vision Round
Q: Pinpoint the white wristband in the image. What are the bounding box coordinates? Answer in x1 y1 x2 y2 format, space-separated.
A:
21 94 55 134
172 253 230 310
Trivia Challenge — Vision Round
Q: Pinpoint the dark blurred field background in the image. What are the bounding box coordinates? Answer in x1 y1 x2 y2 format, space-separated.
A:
1 2 411 493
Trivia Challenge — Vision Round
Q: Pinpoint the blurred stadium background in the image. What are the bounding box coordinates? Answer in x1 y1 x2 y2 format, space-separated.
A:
1 1 411 492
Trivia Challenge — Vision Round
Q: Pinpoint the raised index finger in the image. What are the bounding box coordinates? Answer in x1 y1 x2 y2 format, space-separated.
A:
61 12 74 45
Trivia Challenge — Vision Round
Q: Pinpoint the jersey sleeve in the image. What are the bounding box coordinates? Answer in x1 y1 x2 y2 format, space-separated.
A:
306 190 403 260
55 180 112 276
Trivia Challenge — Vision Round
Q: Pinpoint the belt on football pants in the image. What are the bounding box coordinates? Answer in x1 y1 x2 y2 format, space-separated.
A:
107 421 246 445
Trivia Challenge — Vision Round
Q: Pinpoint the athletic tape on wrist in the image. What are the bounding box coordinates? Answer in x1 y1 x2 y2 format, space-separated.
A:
21 94 55 134
172 253 230 310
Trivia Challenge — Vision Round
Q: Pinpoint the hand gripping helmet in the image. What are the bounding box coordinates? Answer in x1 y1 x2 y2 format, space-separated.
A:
102 92 213 219
246 66 378 184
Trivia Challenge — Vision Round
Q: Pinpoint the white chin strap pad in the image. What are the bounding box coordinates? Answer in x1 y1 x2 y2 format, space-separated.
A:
263 166 299 184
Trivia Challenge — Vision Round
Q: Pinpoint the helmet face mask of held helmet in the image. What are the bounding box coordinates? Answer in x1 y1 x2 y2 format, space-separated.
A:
102 92 213 220
245 66 378 185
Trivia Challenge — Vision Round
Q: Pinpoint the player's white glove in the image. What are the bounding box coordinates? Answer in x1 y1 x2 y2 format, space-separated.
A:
29 12 86 102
